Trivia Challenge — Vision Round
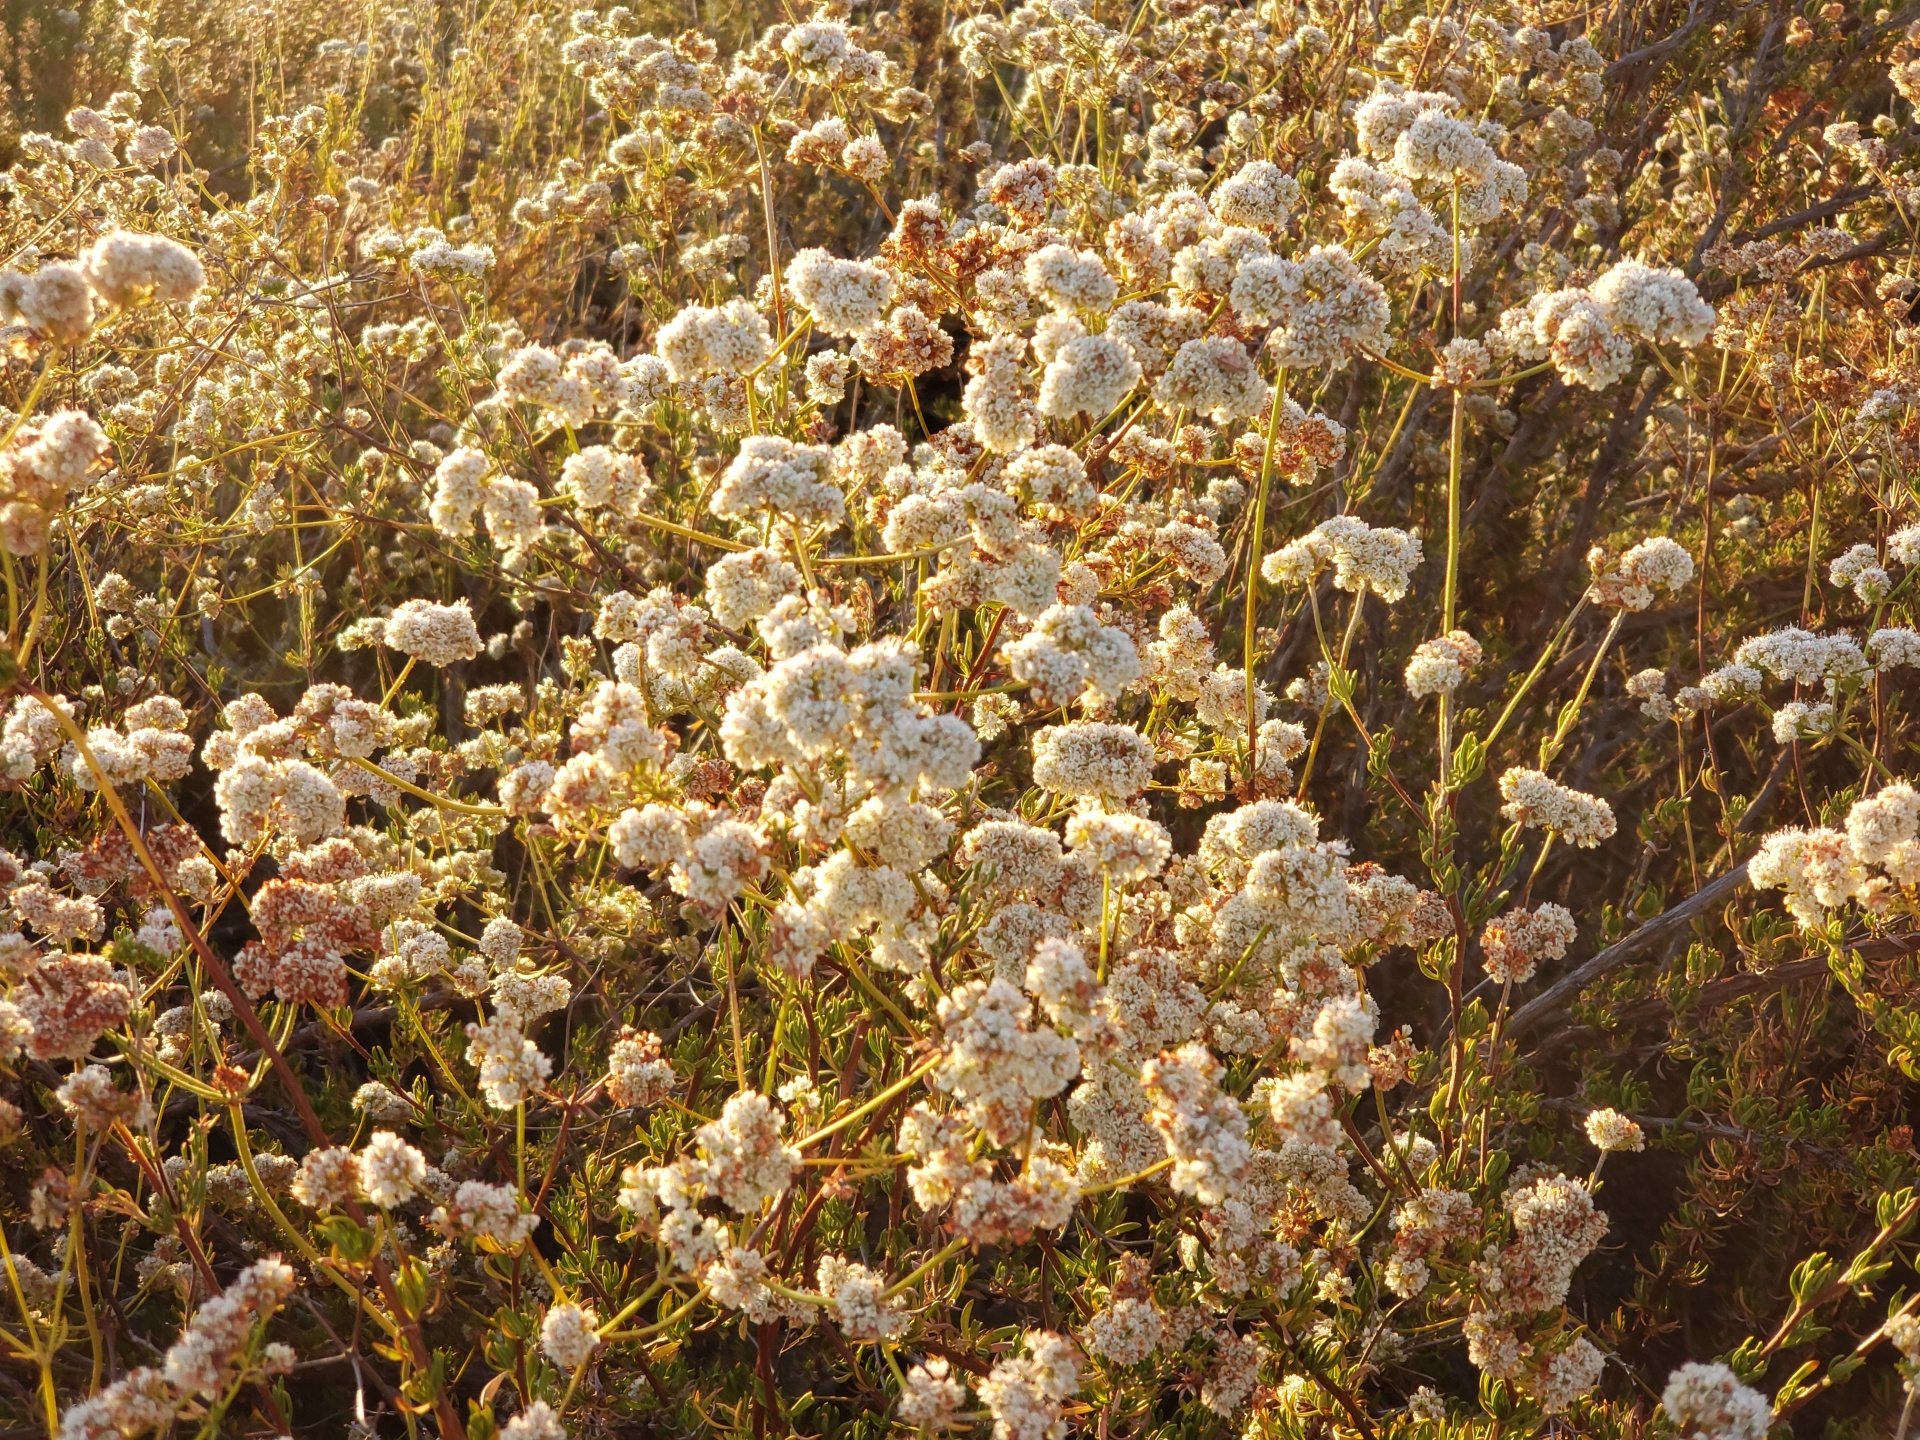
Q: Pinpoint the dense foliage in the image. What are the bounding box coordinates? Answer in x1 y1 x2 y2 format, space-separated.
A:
1 0 1919 1435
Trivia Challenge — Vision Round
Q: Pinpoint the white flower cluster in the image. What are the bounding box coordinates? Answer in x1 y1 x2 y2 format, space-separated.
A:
1750 781 1920 926
1497 768 1618 848
978 1331 1079 1440
1492 259 1715 389
1658 1361 1772 1440
1587 536 1695 611
1263 516 1424 602
59 1257 295 1440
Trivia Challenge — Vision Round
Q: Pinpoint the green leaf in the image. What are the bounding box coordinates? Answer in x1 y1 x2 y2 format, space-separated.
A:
395 1257 429 1317
1367 728 1394 781
1326 664 1357 706
1771 1359 1819 1409
1788 1252 1837 1306
1449 730 1485 786
1878 1188 1917 1233
316 1215 377 1264
1725 1337 1769 1384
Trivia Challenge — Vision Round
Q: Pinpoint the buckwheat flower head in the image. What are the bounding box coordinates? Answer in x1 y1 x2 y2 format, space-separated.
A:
672 816 769 912
1495 288 1632 390
711 436 844 526
1264 1069 1341 1148
352 1081 414 1127
1064 811 1171 881
0 264 94 342
1025 936 1102 1038
1263 516 1422 602
1200 1328 1266 1417
1214 159 1300 231
540 1302 602 1371
656 298 771 380
705 546 802 630
785 249 895 336
1083 1296 1162 1364
433 1179 538 1248
561 445 652 514
1243 834 1354 933
55 1064 153 1131
1174 226 1271 299
1002 604 1140 705
1659 1362 1771 1440
1845 783 1920 874
464 1015 552 1109
933 977 1080 1145
694 1091 800 1212
706 1246 786 1323
502 1400 567 1440
1003 443 1092 517
127 125 177 167
1036 325 1141 420
80 231 205 309
1530 1335 1606 1414
162 1257 295 1397
1627 668 1673 721
1584 1108 1645 1152
964 335 1041 452
464 917 517 970
782 19 879 81
1479 902 1576 984
818 1254 906 1339
1292 995 1377 1090
1260 245 1393 370
1105 300 1203 378
805 348 855 405
1153 519 1227 587
1389 103 1497 184
476 480 545 556
410 234 494 278
1497 769 1616 847
605 1028 677 1108
1030 723 1156 798
1197 797 1320 883
1431 337 1491 387
1589 536 1695 610
1735 627 1869 689
1749 825 1871 926
428 447 491 537
1141 1042 1250 1205
960 819 1065 901
14 954 128 1058
291 1147 360 1209
1829 542 1892 603
852 302 953 379
359 1130 427 1208
1695 662 1764 707
1590 260 1716 345
1485 1171 1608 1312
1154 337 1269 422
1771 699 1834 744
1024 244 1117 313
65 106 116 144
384 599 482 667
979 1332 1079 1440
898 1356 967 1429
491 968 571 1029
988 157 1057 224
1404 629 1482 698
56 1368 174 1440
